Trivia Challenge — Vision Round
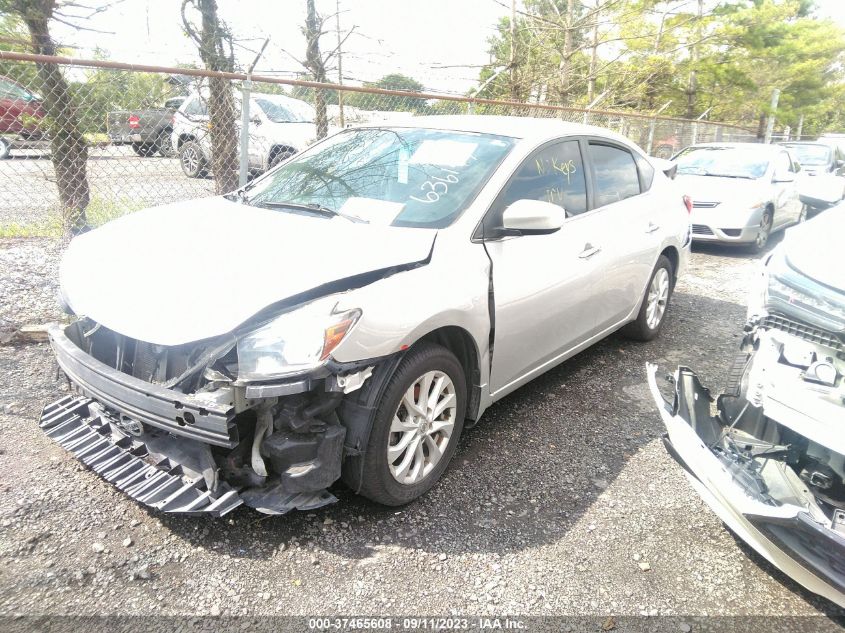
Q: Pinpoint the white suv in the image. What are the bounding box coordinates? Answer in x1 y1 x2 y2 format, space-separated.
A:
171 91 318 178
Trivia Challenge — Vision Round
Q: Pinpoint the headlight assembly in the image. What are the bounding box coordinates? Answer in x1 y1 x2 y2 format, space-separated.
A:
765 252 845 333
236 299 361 381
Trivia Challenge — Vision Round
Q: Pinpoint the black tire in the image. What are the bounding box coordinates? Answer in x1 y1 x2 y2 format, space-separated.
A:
131 142 158 157
622 255 674 342
269 147 294 169
0 137 9 160
156 129 175 158
747 208 773 254
346 342 466 506
178 140 207 178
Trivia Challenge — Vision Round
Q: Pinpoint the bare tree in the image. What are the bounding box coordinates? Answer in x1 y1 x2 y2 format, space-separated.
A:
5 0 90 236
181 0 239 194
303 0 329 138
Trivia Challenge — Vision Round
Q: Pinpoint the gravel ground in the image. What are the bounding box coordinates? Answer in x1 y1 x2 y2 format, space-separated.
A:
0 233 843 625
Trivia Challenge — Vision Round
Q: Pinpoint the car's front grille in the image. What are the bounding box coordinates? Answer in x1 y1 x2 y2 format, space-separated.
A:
761 314 844 352
692 224 714 236
692 201 720 208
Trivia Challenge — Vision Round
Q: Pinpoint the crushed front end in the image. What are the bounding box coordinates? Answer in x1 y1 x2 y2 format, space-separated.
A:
42 316 382 517
647 254 845 607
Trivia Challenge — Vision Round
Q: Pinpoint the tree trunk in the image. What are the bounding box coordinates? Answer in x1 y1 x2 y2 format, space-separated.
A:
305 0 328 139
587 11 598 103
558 0 577 105
196 0 239 194
15 0 89 237
685 0 704 119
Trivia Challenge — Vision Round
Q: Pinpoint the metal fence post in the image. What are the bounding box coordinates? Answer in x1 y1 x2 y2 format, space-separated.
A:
238 78 252 188
796 115 804 140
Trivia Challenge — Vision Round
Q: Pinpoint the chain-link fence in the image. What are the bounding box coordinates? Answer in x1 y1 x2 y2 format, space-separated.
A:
0 51 756 236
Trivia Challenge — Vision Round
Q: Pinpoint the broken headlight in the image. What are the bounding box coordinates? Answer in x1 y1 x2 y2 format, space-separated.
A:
765 252 845 333
236 300 361 381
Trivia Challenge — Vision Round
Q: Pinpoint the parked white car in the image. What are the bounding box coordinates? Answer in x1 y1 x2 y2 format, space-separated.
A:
674 142 805 252
171 91 318 178
781 141 845 212
43 116 690 516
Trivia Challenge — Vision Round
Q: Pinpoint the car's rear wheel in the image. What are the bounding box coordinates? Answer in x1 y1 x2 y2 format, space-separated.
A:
179 140 207 178
348 343 466 506
157 129 175 157
622 255 673 342
131 142 158 157
748 209 773 253
0 137 9 160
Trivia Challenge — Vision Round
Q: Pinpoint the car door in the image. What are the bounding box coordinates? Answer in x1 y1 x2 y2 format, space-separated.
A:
482 138 606 396
582 140 661 331
772 150 801 227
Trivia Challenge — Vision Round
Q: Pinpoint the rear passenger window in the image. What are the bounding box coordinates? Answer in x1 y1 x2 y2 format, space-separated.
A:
589 143 641 207
498 140 587 217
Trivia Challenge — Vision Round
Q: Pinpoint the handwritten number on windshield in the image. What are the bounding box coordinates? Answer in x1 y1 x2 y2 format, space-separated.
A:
410 168 460 204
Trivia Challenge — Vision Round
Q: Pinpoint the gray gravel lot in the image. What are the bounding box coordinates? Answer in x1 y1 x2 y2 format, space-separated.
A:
0 234 842 625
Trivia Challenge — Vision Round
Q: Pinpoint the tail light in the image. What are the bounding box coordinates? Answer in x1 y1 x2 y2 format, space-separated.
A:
683 195 693 213
128 114 140 129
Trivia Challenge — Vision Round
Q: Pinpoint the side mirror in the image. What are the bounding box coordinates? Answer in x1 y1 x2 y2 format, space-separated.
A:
250 116 262 126
501 199 565 235
836 159 844 168
772 170 795 183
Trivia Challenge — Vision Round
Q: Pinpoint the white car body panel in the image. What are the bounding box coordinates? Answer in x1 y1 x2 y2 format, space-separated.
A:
60 198 436 346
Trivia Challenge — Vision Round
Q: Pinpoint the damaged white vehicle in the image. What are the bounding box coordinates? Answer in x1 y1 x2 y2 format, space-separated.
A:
42 116 690 516
648 205 845 607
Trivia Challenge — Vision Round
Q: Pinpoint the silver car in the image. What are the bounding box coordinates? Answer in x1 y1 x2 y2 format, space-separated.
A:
675 142 806 252
42 116 690 516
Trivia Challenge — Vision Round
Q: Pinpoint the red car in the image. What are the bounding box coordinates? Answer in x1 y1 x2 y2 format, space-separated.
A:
0 75 46 159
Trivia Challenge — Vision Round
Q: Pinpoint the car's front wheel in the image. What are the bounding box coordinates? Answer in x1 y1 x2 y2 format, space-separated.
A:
179 140 207 178
347 343 466 506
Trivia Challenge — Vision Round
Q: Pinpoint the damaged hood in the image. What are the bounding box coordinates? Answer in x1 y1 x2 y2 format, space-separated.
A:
782 204 845 291
60 197 436 345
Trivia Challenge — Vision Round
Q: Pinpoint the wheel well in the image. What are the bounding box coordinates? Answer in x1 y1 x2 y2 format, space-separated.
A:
415 326 482 421
269 144 296 162
765 203 775 217
176 134 196 149
660 246 679 284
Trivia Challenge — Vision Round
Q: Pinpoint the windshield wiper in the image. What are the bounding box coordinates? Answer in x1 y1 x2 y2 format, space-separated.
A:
251 200 363 222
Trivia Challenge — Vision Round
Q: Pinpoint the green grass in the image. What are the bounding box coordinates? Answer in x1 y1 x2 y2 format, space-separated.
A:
0 196 146 238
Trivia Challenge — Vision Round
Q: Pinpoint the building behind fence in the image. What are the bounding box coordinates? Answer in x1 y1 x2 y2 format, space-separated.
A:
0 51 757 234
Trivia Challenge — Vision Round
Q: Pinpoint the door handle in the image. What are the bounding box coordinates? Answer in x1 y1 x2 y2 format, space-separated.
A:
645 222 660 233
579 244 601 259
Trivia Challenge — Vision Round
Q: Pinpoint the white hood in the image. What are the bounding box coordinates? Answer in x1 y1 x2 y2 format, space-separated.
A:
60 197 436 345
782 204 845 291
260 121 317 150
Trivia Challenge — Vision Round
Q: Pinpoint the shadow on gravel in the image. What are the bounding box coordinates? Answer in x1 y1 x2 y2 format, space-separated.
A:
150 291 751 565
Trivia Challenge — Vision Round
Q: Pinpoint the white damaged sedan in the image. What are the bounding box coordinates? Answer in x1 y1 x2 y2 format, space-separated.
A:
43 116 690 516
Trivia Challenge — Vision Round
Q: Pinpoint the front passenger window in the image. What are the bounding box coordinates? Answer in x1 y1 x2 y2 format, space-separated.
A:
498 140 587 217
589 143 641 207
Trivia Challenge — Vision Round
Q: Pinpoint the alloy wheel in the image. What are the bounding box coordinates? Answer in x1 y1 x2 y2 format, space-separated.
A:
646 267 670 330
182 146 199 173
387 370 457 485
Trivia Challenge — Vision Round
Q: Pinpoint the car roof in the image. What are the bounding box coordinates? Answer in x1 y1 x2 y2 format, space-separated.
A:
357 115 635 145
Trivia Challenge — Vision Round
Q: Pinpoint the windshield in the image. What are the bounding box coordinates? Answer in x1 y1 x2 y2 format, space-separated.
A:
674 146 770 179
782 143 831 166
255 97 315 123
242 127 516 228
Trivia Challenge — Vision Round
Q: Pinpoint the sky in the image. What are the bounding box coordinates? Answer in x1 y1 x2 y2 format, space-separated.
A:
44 0 845 95
48 0 510 94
